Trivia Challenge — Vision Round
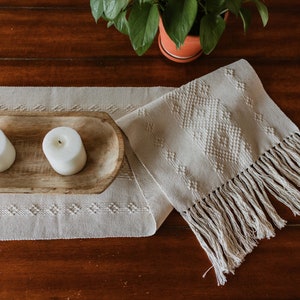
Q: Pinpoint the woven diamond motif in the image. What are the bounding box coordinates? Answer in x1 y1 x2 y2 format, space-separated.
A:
192 131 204 142
88 203 100 214
187 179 198 192
210 122 242 162
245 96 253 108
145 121 154 132
225 68 234 77
14 104 27 111
68 204 81 215
138 107 147 117
176 164 186 176
52 104 65 111
105 104 119 114
168 80 252 175
235 81 245 91
71 104 83 112
29 204 40 216
32 104 46 111
88 104 101 111
166 150 176 162
108 203 119 214
171 102 181 114
254 113 264 123
265 126 276 135
127 202 138 213
199 82 210 96
49 204 60 216
8 205 19 216
0 104 9 111
125 104 136 112
154 137 165 148
220 110 231 122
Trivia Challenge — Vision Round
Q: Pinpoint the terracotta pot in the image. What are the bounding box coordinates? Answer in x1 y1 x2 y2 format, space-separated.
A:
158 13 229 63
158 19 202 63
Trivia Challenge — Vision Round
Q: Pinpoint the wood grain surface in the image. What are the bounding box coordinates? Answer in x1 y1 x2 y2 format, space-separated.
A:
0 111 124 194
0 0 299 299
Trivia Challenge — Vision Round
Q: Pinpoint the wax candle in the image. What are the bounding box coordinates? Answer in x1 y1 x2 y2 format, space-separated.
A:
0 130 16 172
42 127 87 176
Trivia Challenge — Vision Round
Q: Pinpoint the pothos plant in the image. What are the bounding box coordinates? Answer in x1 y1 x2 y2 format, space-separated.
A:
90 0 269 56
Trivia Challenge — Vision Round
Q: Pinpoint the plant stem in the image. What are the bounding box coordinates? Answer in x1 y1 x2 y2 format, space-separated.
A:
220 9 229 15
198 1 207 14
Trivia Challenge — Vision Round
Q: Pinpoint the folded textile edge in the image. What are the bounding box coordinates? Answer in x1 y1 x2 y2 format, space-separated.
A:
119 59 300 286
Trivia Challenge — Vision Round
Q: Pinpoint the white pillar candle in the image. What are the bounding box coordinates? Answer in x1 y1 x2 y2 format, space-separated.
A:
42 126 87 176
0 130 16 172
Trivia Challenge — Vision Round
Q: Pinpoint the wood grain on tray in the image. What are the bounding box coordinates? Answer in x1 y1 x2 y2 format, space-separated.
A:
0 111 124 194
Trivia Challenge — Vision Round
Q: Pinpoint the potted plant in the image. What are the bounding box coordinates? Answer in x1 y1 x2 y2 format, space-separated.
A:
90 0 268 62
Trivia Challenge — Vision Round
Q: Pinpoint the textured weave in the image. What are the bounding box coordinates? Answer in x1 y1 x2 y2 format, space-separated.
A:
119 59 300 285
0 59 299 285
0 87 173 239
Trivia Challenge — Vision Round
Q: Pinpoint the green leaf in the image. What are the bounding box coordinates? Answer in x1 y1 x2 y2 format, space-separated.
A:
112 11 129 35
200 14 226 55
90 0 104 22
162 0 198 48
137 0 153 3
239 7 251 32
225 0 242 16
254 0 269 27
128 2 159 56
206 0 226 14
103 0 128 20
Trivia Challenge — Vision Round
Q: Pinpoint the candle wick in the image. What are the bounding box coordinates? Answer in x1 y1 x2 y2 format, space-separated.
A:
58 140 62 144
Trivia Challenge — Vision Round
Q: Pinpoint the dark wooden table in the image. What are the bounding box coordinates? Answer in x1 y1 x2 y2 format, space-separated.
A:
0 1 299 299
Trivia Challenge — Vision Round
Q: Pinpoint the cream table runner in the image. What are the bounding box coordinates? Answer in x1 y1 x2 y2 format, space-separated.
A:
0 86 174 238
0 59 299 285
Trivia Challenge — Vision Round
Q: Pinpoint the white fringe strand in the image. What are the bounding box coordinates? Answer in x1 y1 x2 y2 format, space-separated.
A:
183 132 300 286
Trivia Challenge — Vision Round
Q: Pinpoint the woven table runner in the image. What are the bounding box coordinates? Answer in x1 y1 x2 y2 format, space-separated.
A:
0 86 173 239
0 59 299 285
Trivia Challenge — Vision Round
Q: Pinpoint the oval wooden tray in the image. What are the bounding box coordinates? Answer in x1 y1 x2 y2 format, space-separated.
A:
0 111 124 194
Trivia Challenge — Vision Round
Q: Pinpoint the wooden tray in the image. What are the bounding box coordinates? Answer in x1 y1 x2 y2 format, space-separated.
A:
0 111 124 194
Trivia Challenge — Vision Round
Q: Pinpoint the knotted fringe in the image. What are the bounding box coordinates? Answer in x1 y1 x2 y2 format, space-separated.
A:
182 132 300 286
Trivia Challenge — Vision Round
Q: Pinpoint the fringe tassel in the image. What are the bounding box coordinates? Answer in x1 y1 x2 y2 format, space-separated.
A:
183 132 300 286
